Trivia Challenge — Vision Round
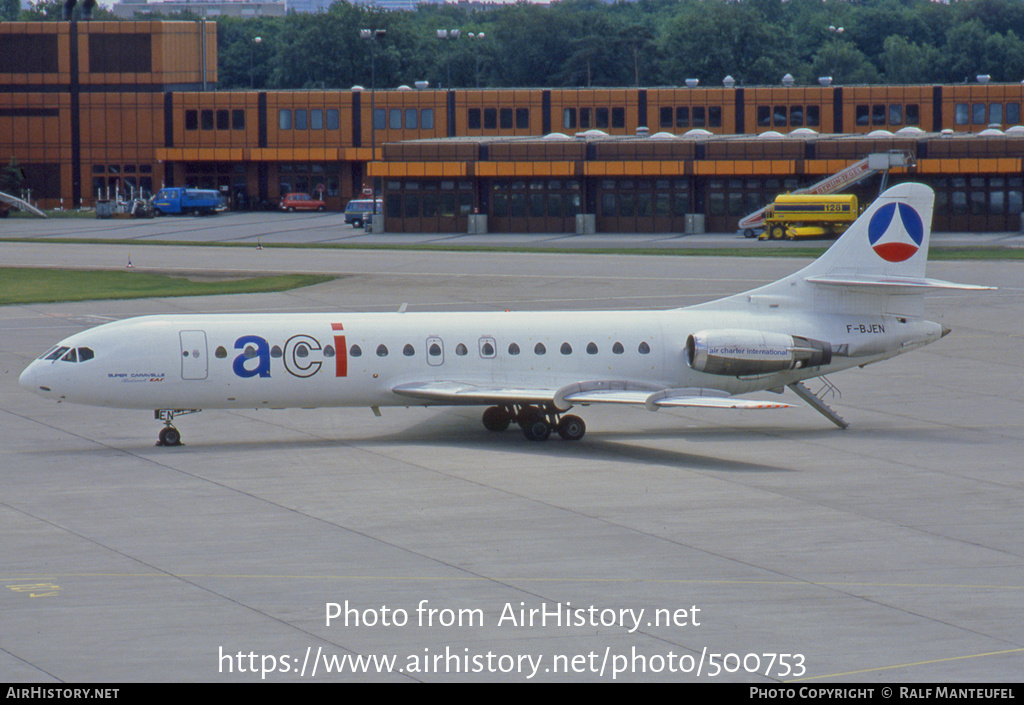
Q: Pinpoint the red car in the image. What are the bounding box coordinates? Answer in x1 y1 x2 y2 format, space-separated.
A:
279 192 326 212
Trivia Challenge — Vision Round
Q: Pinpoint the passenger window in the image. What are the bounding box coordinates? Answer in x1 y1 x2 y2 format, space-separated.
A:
376 344 389 357
295 344 309 358
612 342 624 354
403 344 415 357
243 346 258 359
215 346 227 358
586 342 598 355
508 343 520 355
638 342 651 354
479 338 496 358
350 345 362 357
456 343 468 356
428 343 441 356
534 342 546 355
271 346 283 358
324 345 335 357
560 342 572 355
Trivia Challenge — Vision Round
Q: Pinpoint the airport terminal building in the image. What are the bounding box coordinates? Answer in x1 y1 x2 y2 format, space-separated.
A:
3 20 1023 233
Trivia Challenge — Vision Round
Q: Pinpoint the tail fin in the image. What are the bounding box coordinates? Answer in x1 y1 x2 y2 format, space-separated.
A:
796 182 934 284
798 181 937 280
702 183 987 317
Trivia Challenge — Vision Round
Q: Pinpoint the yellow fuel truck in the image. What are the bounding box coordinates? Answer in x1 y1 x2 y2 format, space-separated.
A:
759 194 860 240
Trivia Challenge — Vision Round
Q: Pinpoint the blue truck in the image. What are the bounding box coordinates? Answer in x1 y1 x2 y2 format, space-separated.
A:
152 187 225 216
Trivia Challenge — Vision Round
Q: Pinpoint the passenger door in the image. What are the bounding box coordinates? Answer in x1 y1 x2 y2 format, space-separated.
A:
179 330 208 380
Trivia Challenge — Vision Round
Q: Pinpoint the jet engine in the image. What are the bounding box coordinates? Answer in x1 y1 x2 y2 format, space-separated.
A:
685 329 832 376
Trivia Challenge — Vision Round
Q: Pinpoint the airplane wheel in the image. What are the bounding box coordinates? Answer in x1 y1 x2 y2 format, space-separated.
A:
482 406 511 432
158 426 182 446
556 415 586 441
523 419 551 442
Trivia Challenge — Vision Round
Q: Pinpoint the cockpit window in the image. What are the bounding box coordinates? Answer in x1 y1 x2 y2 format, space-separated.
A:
43 346 95 363
44 346 70 361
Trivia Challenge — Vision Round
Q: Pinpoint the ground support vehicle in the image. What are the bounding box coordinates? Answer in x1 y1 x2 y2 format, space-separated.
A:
760 194 859 240
152 188 225 216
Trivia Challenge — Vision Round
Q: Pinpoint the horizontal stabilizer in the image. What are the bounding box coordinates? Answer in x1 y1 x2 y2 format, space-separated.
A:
806 274 994 292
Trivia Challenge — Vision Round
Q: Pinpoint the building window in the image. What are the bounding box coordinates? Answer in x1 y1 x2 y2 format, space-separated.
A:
612 107 625 128
709 105 722 128
955 104 969 125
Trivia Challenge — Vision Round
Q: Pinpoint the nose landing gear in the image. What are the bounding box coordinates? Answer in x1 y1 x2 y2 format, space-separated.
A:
154 409 201 446
481 404 586 441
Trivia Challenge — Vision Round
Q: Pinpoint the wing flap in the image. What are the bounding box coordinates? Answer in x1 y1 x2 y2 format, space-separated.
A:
392 381 555 406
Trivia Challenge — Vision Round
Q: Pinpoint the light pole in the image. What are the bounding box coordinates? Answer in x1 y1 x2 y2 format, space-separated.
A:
467 32 485 88
436 28 460 88
360 28 386 219
250 36 261 89
828 25 844 84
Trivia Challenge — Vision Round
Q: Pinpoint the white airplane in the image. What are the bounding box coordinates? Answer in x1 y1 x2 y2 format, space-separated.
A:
20 183 989 446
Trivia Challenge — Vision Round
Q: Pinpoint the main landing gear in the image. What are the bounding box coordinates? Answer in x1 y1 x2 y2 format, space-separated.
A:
481 404 586 442
154 409 201 446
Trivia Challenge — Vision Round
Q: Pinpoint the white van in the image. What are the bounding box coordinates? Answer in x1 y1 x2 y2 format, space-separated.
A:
344 199 382 227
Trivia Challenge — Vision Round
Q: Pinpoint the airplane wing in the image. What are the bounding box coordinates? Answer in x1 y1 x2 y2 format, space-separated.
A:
393 379 791 413
0 190 46 218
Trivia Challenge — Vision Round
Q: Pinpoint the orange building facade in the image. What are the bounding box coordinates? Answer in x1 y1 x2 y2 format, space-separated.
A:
2 21 1023 232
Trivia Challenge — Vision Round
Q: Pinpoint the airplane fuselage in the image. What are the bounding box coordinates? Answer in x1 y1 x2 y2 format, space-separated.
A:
20 308 941 412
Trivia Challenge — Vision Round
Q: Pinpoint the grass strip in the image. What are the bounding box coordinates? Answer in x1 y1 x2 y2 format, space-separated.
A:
1 267 332 305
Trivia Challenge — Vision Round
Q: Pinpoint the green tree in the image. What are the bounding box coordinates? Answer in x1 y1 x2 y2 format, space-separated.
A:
2 157 26 196
1 0 21 21
880 35 944 85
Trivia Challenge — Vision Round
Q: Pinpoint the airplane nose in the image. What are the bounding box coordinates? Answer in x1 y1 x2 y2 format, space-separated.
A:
19 362 52 395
